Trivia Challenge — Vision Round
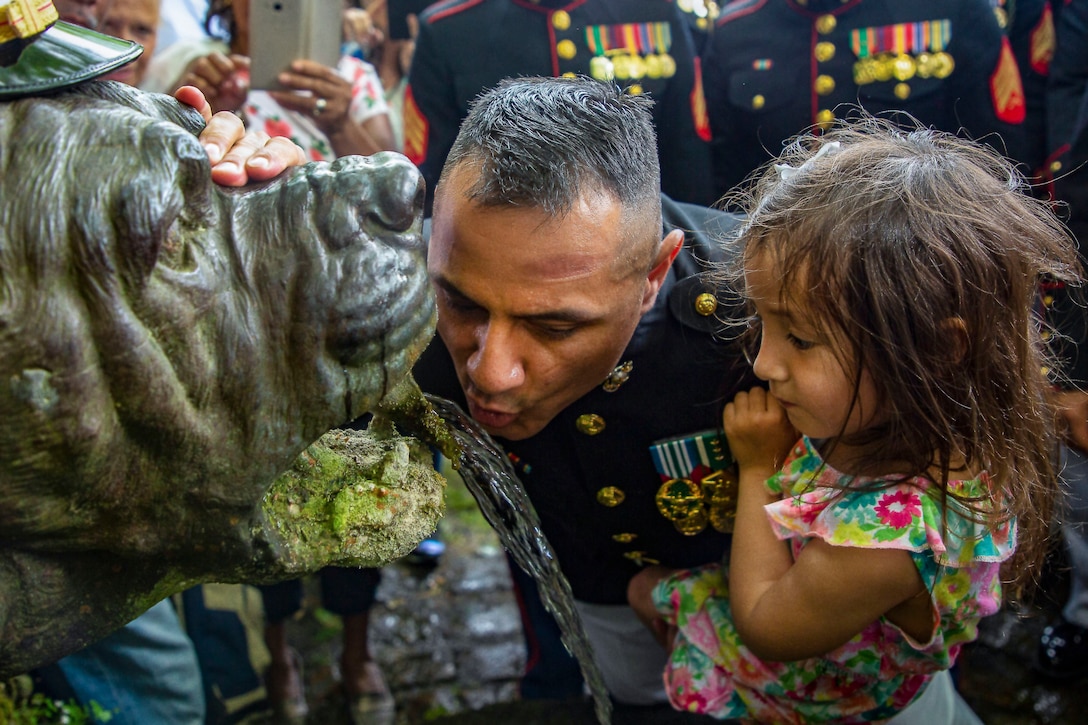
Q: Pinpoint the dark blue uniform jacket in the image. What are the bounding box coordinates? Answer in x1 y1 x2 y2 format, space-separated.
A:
413 196 759 604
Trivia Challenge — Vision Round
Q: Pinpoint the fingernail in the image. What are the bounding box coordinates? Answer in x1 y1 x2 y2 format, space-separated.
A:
216 161 240 175
204 143 222 164
248 156 270 169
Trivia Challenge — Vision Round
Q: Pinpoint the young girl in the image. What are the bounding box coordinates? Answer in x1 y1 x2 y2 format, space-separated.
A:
627 120 1081 723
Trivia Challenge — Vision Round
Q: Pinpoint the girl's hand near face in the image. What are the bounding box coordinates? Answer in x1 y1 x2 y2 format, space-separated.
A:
723 387 799 483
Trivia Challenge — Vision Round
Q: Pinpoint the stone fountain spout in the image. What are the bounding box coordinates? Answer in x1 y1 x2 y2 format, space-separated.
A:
0 81 445 677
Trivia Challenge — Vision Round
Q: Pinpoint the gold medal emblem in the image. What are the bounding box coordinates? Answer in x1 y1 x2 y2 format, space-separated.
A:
656 478 708 535
872 56 893 83
853 59 875 85
700 469 738 534
576 413 606 435
627 54 647 80
915 52 935 79
597 486 626 507
613 54 632 79
673 509 709 536
659 53 677 78
933 51 955 78
892 53 916 81
644 54 664 79
655 468 740 536
590 55 615 81
656 479 709 535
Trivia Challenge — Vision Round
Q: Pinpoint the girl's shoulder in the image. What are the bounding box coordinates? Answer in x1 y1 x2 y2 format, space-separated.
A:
765 437 1015 567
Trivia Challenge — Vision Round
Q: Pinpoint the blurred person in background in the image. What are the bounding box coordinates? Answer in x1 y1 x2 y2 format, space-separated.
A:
702 0 1033 202
175 0 395 159
343 0 419 154
404 0 717 213
99 0 159 87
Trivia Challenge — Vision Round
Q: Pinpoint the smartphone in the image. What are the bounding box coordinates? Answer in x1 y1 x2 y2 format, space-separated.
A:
249 0 344 90
387 0 433 40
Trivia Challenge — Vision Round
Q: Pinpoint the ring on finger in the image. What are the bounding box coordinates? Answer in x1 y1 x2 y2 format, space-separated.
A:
313 97 327 117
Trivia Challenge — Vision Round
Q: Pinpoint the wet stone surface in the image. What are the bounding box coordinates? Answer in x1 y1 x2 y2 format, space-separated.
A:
281 483 1088 724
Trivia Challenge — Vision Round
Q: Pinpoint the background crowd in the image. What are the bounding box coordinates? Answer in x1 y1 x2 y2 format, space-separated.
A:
13 0 1088 724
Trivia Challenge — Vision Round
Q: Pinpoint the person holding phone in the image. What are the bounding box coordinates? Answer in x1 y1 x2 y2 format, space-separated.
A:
343 0 420 154
175 0 396 160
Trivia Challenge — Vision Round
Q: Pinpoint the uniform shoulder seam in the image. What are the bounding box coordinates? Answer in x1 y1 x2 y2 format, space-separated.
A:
715 0 768 27
421 0 486 24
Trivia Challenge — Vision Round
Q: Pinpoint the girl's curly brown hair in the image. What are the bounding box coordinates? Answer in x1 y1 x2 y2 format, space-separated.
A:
720 116 1082 597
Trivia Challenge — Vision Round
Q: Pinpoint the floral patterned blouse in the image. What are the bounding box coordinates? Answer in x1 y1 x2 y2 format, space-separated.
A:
244 55 389 162
652 435 1013 723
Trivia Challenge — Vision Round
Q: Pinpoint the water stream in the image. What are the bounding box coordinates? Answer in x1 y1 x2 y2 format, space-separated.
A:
426 395 613 725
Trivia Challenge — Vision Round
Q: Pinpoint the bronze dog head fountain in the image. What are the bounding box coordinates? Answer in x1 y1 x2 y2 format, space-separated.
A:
0 81 446 675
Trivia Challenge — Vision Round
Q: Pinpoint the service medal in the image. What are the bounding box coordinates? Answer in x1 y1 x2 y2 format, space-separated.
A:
933 51 955 78
590 55 615 81
659 52 676 78
644 53 664 79
892 53 916 81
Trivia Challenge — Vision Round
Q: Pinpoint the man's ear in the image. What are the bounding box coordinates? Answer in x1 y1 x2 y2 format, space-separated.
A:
640 229 684 313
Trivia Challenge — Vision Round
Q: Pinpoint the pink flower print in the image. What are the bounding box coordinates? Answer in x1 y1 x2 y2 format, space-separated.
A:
797 500 828 526
263 117 293 140
874 489 921 529
666 665 710 711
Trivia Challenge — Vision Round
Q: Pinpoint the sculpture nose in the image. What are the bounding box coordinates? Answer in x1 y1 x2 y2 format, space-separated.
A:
316 153 425 252
359 152 426 233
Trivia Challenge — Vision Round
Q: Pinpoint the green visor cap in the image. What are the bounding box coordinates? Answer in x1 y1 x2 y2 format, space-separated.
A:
0 20 142 100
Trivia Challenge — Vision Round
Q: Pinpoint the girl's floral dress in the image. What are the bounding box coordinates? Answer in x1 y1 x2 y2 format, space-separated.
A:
652 436 1014 723
244 56 389 162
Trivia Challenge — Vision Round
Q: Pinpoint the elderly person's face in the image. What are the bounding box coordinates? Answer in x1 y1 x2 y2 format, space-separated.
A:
54 0 110 28
100 0 160 86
